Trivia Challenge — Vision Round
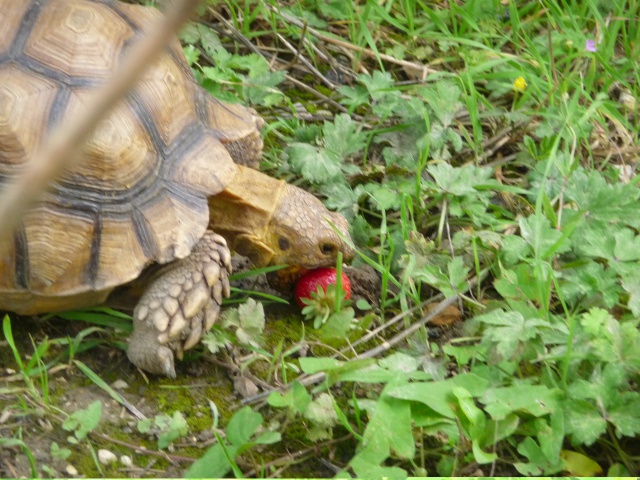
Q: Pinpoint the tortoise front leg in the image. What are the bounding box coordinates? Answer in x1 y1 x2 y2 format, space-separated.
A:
127 231 231 377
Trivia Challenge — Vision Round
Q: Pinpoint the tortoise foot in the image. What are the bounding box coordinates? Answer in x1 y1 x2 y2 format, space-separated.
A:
127 231 231 376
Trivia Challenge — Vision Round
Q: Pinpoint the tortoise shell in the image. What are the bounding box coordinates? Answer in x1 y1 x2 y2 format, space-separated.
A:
0 0 263 314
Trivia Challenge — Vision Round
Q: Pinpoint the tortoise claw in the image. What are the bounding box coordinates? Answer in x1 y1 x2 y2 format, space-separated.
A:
128 231 231 376
127 326 177 378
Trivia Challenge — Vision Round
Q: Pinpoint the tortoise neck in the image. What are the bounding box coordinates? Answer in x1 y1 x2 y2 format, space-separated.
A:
208 165 286 265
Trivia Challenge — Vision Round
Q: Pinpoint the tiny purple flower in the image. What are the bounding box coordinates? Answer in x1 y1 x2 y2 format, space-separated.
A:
585 39 597 52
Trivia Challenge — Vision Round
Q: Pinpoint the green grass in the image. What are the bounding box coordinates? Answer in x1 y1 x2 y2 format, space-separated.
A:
3 0 640 477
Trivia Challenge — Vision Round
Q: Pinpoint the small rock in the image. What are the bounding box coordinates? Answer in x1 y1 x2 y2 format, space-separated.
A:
65 465 78 476
120 455 133 468
234 375 259 398
98 449 117 465
111 379 129 390
0 409 11 424
344 264 383 307
426 303 462 327
616 164 635 184
5 368 16 375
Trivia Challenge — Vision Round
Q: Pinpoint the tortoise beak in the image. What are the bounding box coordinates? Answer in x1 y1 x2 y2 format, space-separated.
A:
266 266 310 294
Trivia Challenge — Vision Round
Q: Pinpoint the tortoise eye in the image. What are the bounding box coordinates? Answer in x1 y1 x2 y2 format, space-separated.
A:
320 242 336 256
279 237 290 251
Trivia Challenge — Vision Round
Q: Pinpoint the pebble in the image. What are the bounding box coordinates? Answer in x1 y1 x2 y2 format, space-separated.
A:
0 410 11 424
98 449 117 465
111 379 129 390
234 376 259 398
120 455 133 467
65 465 78 476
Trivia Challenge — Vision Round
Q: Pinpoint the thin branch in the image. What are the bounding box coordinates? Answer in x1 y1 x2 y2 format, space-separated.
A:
276 32 336 89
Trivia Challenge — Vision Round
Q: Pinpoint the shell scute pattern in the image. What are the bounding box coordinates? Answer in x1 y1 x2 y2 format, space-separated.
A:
0 0 261 310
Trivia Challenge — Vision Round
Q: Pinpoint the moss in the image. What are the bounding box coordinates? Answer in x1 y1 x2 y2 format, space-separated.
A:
150 377 236 431
5 305 364 478
263 307 306 346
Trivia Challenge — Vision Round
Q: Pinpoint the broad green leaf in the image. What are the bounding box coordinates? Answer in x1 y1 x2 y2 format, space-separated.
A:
561 450 603 476
157 412 188 449
349 450 407 478
608 394 640 437
563 399 607 446
565 169 640 227
427 163 492 196
519 215 571 258
481 385 561 419
388 373 489 418
244 70 286 106
475 309 548 361
253 431 281 445
500 235 531 265
323 114 368 160
362 393 415 459
560 262 621 309
362 182 403 211
419 81 462 125
285 143 342 183
580 307 614 338
515 436 564 475
62 401 102 441
268 381 311 414
226 407 263 446
320 182 360 214
378 352 419 374
515 437 547 476
494 264 543 302
319 308 355 340
537 411 564 466
304 393 338 428
184 444 237 478
620 270 640 317
448 256 470 292
476 413 520 449
331 364 401 383
359 71 395 100
299 357 376 378
453 388 497 464
298 357 345 373
50 442 71 460
442 344 479 365
235 298 265 346
337 84 369 109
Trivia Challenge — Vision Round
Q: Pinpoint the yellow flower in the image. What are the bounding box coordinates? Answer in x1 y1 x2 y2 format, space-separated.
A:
513 76 527 92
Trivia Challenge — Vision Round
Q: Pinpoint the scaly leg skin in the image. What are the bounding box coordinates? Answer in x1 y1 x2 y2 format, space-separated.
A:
127 231 231 377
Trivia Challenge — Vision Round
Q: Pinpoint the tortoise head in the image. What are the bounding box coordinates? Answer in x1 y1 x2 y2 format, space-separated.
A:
258 183 353 268
209 166 354 275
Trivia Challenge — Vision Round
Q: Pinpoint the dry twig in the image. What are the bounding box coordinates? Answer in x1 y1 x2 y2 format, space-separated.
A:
264 3 435 78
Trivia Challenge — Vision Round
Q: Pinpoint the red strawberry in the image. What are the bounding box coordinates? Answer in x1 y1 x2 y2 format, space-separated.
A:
294 268 351 308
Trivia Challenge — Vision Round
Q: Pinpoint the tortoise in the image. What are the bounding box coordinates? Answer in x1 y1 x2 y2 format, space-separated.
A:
0 0 354 377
